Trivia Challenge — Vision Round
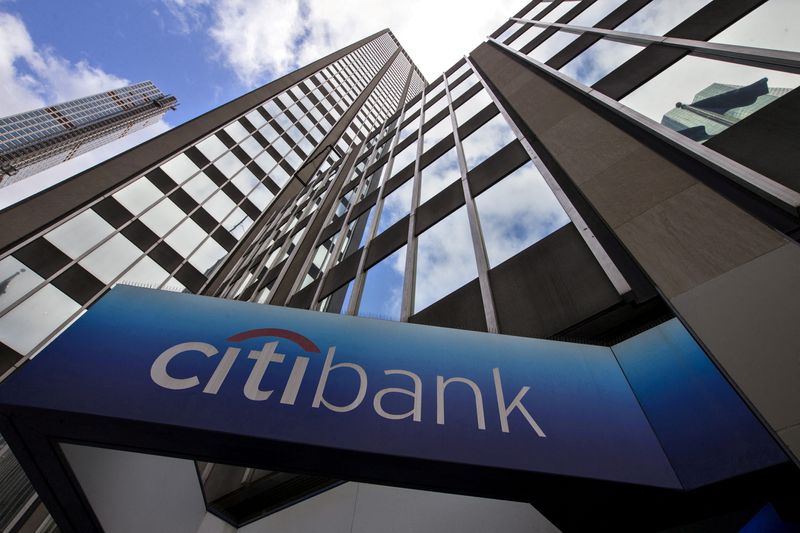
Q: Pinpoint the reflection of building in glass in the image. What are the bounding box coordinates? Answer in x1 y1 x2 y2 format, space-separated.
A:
661 78 791 141
1 1 800 532
0 81 176 187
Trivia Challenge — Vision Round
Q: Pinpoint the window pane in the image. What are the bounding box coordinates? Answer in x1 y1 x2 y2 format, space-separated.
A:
455 90 493 126
541 0 579 23
568 0 627 27
44 209 114 259
232 167 260 195
422 116 453 153
527 30 582 63
0 256 44 314
79 234 142 284
509 24 546 50
215 152 243 178
560 38 644 86
161 153 199 184
321 279 354 314
461 114 516 171
476 162 570 267
196 135 227 161
139 199 184 236
709 0 800 52
205 190 237 222
248 184 273 210
183 173 217 203
118 256 170 287
113 177 161 215
390 142 417 176
620 55 800 142
414 206 477 313
189 238 227 275
0 284 80 354
224 121 249 142
616 0 713 35
377 179 413 234
419 148 461 205
358 245 406 321
165 218 207 257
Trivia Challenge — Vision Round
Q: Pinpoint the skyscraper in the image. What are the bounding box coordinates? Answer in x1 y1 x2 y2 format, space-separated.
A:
0 81 177 187
1 0 800 531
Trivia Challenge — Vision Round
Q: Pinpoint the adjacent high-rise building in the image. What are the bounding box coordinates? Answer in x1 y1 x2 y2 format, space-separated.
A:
0 81 177 187
1 1 799 531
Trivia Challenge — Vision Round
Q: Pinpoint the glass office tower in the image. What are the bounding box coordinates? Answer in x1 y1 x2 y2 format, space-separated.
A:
0 81 177 187
1 0 800 530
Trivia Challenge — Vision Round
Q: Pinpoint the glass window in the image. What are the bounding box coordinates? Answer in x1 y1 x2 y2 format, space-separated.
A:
541 0 579 23
302 233 338 289
568 0 627 26
461 114 516 171
222 208 252 239
358 245 406 321
509 24 546 50
0 284 80 354
44 209 114 259
321 279 354 314
118 256 170 287
425 93 449 119
710 0 799 52
449 76 478 101
113 177 161 215
140 199 184 237
560 38 644 86
196 135 228 161
455 90 493 126
260 124 280 143
497 23 525 43
527 30 582 63
397 115 420 142
240 136 262 159
248 184 273 210
231 167 260 196
80 234 142 284
245 109 267 128
620 55 800 142
339 207 374 261
254 151 277 175
215 152 243 178
271 164 291 186
205 190 237 222
520 1 553 20
414 206 477 313
447 62 470 82
419 148 461 205
615 0 713 35
0 256 44 314
422 116 453 153
377 178 413 234
161 153 199 184
165 218 207 257
189 237 228 275
183 172 217 203
476 162 569 267
392 141 418 175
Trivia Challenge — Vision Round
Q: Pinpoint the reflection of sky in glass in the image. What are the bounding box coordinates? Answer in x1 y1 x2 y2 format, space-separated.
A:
527 31 582 63
455 90 493 126
520 1 553 20
358 245 406 321
476 162 570 268
509 24 546 50
462 114 516 171
449 75 477 101
498 22 525 43
560 39 644 86
422 116 453 153
376 178 413 234
709 0 800 52
616 0 712 35
0 256 44 315
390 142 417 177
425 93 449 119
620 55 800 123
321 279 354 315
419 147 461 205
0 284 80 354
415 206 477 313
568 0 627 27
541 0 579 23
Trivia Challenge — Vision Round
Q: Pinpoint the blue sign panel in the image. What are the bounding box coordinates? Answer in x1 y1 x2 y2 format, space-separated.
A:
0 286 784 490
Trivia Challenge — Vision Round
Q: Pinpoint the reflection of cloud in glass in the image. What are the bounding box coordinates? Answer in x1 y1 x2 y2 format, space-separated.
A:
414 206 478 313
358 245 406 321
475 162 569 267
709 0 800 52
419 147 460 205
541 0 579 23
620 55 800 124
560 39 643 86
377 178 413 234
461 114 516 171
455 89 493 126
421 115 453 153
615 0 712 35
527 30 581 63
509 24 546 50
568 0 627 27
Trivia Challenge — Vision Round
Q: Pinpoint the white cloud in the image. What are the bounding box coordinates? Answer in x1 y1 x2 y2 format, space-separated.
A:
0 11 170 208
163 0 529 86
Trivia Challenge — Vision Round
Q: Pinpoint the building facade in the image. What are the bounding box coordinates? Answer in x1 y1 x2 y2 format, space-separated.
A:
0 81 177 187
1 0 800 531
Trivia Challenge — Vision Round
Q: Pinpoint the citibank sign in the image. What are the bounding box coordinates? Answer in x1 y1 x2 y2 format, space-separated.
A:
150 328 546 436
